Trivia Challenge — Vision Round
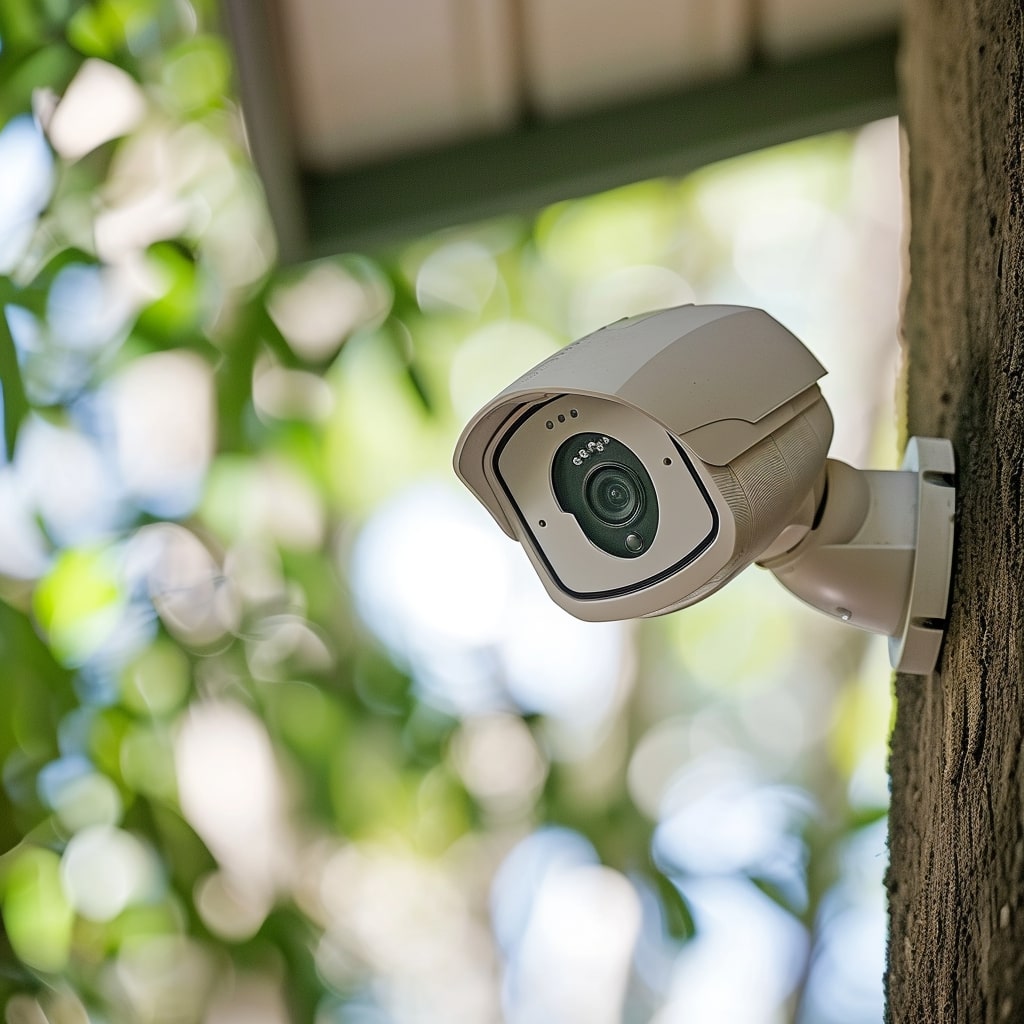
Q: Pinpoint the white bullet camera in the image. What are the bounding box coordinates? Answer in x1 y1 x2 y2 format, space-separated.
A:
454 305 956 674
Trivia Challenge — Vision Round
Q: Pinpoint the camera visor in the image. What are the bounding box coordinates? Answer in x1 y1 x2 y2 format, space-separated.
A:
552 433 658 558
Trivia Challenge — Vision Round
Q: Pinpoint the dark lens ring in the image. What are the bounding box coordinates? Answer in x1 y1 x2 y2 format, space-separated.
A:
585 465 642 526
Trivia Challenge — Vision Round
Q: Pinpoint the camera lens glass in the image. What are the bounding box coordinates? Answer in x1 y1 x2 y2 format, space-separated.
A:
550 431 658 559
585 466 642 526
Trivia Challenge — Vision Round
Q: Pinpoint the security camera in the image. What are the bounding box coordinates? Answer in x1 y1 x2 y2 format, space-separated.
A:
454 305 956 674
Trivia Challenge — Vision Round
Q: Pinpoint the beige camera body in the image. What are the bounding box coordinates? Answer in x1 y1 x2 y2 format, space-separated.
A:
455 304 955 673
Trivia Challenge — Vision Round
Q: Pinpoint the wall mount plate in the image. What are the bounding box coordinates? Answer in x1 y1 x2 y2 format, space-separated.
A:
888 436 957 674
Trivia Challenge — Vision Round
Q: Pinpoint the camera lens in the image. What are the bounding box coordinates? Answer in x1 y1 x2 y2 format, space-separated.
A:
550 431 659 560
585 466 642 525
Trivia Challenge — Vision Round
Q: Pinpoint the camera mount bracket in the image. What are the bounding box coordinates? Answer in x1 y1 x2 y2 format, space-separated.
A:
758 437 956 675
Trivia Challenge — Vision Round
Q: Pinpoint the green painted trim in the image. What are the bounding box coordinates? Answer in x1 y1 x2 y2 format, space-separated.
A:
228 21 897 260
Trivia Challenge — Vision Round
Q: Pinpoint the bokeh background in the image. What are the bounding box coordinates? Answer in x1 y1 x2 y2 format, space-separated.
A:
0 3 904 1022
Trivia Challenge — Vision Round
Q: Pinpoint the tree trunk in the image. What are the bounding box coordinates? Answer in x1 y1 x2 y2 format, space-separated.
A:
888 1 1024 1020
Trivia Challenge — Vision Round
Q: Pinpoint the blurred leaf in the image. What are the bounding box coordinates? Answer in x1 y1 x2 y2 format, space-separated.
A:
66 0 163 60
0 0 49 51
384 319 433 414
846 804 889 831
161 36 231 114
1 846 74 973
27 247 98 292
33 547 123 665
0 42 81 122
353 649 412 717
256 302 302 370
87 706 132 784
135 242 205 343
330 725 419 837
119 638 191 718
0 600 76 735
200 453 253 540
120 724 177 799
749 874 803 918
0 302 30 458
140 802 216 898
264 680 348 760
651 869 696 941
415 766 473 854
0 925 37 994
324 330 449 512
256 907 323 1024
830 666 893 775
107 900 184 948
215 304 260 452
401 703 458 763
1 749 49 819
66 2 119 58
403 361 433 414
272 431 329 500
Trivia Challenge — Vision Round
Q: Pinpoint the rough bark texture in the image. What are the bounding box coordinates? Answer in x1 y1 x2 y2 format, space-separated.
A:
888 1 1024 1021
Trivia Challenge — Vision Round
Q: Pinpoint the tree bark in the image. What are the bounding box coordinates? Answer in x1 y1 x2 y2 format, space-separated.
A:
888 1 1024 1020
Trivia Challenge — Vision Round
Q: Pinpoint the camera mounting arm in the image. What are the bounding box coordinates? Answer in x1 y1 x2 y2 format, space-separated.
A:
757 437 956 674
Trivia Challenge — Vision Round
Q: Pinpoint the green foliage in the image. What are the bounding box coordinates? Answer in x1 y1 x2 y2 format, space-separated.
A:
0 305 30 457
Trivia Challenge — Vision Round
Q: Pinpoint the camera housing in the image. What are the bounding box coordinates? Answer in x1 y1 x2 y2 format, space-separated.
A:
454 304 956 674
